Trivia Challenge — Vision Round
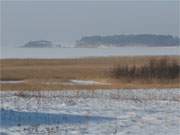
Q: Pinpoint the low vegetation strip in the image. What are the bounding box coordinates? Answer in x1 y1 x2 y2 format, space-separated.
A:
0 56 180 90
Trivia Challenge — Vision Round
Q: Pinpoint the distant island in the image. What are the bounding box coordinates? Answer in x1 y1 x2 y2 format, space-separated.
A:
76 34 180 48
22 40 61 48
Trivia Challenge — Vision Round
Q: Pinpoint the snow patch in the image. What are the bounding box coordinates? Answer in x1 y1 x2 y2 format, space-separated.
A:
70 80 110 85
0 80 24 84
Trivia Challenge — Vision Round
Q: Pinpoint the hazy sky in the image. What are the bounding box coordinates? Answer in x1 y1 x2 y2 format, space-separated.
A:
1 0 179 46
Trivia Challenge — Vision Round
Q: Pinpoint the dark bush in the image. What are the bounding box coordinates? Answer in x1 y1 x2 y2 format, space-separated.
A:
112 59 180 80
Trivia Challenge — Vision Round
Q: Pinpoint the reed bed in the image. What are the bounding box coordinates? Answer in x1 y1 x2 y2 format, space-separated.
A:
1 56 180 90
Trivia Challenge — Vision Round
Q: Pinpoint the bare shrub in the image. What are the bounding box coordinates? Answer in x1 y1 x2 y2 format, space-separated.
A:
112 58 180 81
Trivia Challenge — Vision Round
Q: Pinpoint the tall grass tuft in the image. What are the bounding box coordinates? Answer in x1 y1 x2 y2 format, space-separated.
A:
112 58 180 80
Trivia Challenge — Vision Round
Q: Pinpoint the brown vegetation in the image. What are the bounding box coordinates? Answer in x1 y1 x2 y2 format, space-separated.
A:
0 56 180 90
112 58 180 80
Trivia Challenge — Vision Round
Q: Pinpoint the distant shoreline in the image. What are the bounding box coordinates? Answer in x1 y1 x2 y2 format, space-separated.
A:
76 34 180 48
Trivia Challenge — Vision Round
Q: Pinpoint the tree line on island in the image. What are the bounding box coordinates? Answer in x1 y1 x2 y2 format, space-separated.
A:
76 34 179 47
22 34 179 48
23 40 62 48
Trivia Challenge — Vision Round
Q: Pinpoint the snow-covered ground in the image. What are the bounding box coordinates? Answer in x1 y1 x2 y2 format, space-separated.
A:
0 89 180 135
70 80 110 85
0 81 25 84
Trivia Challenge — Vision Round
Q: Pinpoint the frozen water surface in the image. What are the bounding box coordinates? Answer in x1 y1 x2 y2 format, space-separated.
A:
0 89 180 135
1 47 180 59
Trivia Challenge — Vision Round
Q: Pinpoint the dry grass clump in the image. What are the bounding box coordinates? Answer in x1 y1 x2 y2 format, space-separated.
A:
112 58 180 81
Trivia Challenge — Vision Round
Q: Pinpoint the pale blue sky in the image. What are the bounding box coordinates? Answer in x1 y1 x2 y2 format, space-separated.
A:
1 0 179 46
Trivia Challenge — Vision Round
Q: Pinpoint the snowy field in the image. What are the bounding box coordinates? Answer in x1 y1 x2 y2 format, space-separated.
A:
0 89 180 135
